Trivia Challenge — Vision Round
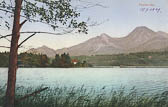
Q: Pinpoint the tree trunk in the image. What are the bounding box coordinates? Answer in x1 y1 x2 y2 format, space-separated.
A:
4 0 22 107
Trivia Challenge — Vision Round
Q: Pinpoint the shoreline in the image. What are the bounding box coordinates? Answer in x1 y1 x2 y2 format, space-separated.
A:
1 66 168 68
92 66 168 68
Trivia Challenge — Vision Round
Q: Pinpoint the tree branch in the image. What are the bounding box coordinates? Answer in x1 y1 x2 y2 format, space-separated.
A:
18 33 36 48
15 87 48 104
0 8 57 29
0 46 10 48
0 30 74 49
0 34 11 42
0 30 74 39
20 20 27 29
0 35 11 40
74 0 108 9
19 31 74 35
0 8 13 14
0 30 74 46
88 19 109 27
74 3 108 9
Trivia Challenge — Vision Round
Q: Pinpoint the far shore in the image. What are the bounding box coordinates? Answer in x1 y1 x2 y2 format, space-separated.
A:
92 66 168 68
1 66 168 68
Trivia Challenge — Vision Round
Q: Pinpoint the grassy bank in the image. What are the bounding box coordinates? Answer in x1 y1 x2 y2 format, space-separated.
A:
73 51 168 67
1 86 168 107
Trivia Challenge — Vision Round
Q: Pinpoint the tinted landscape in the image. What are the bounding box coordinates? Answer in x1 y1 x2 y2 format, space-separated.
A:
0 0 168 107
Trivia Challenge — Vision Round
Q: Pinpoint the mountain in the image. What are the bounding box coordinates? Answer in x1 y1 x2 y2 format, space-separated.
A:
55 26 168 56
119 26 158 49
124 27 168 52
55 33 123 56
27 45 56 57
27 26 168 56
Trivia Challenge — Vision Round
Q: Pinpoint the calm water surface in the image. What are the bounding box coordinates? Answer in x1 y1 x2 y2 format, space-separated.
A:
0 68 168 94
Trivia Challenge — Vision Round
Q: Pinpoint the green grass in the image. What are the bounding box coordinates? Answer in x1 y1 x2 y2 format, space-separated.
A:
72 51 168 66
1 86 168 107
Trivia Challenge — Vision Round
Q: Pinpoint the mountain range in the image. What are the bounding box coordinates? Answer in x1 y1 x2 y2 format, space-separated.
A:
27 26 168 57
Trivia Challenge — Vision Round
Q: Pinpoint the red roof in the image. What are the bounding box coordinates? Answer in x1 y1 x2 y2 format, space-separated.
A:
72 59 78 62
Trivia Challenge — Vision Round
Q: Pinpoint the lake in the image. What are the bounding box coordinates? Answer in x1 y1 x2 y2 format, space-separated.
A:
1 68 168 94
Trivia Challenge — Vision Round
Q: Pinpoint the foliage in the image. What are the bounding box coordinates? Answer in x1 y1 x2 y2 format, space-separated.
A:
0 52 9 67
0 0 88 33
19 53 50 67
1 86 168 107
0 52 91 68
51 53 92 67
2 51 168 67
51 53 72 68
0 0 88 106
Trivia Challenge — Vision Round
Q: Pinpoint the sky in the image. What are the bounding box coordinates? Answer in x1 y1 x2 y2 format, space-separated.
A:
0 0 168 52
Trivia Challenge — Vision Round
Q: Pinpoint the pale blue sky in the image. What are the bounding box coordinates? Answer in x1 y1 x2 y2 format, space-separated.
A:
0 0 168 52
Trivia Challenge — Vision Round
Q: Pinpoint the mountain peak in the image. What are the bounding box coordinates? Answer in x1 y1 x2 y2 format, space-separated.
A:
95 33 112 43
99 33 111 38
135 26 148 29
97 33 112 40
41 45 49 48
27 45 56 57
134 26 154 32
128 26 155 38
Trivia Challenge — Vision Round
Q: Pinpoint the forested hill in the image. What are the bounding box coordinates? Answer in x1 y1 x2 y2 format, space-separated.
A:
1 51 168 67
0 52 91 68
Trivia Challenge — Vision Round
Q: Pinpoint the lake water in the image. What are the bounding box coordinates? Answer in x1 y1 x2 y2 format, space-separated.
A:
0 68 168 94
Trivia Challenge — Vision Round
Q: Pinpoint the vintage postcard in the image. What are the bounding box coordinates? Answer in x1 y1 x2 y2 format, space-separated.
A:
0 0 168 107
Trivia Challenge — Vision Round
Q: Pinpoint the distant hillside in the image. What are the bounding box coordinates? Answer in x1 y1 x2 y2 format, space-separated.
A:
27 26 168 57
72 51 168 67
27 45 56 57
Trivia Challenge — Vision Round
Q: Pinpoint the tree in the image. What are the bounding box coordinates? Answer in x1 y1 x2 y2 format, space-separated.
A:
52 54 61 67
60 53 72 67
0 52 9 67
39 54 49 67
0 0 88 107
52 53 72 67
64 53 72 67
